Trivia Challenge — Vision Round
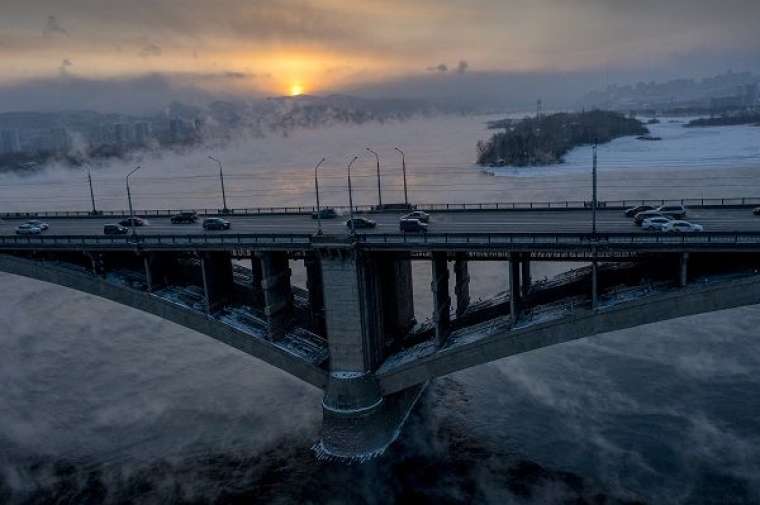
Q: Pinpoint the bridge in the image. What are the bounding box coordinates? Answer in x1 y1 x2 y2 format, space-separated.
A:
2 197 760 461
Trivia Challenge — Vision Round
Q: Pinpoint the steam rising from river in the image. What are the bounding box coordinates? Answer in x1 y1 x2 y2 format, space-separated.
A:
2 115 760 503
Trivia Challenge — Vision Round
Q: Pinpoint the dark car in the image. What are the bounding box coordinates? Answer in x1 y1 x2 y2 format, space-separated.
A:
624 205 655 217
346 217 376 229
753 207 760 216
171 211 198 224
312 208 338 219
104 224 129 235
634 210 668 225
202 217 231 230
399 218 428 233
119 216 148 227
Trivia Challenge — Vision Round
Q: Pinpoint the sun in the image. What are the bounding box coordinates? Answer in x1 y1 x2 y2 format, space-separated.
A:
289 83 304 96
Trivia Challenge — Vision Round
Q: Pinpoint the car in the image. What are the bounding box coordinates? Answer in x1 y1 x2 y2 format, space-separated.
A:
202 217 231 230
656 204 687 219
170 211 198 224
402 210 430 223
753 207 760 216
624 205 655 217
399 218 428 233
26 220 49 231
346 217 377 229
634 210 668 225
119 216 148 227
103 223 129 235
15 223 42 235
663 220 703 233
312 208 338 219
641 216 672 230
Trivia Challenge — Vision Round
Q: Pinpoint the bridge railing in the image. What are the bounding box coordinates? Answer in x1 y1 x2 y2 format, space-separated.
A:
2 197 759 220
2 231 760 250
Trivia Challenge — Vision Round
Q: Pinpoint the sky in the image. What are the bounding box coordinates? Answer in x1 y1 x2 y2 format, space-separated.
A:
1 0 759 107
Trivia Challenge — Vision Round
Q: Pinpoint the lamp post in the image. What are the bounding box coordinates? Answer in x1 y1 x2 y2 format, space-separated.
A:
126 165 141 235
347 155 359 235
208 156 229 214
86 165 98 215
394 147 409 207
313 157 326 235
366 147 382 208
592 141 598 235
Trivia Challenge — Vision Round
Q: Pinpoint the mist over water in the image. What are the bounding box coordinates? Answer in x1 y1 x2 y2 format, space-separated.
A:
2 115 760 504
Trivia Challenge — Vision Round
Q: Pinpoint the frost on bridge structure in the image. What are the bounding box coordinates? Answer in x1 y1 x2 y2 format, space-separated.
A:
2 202 760 461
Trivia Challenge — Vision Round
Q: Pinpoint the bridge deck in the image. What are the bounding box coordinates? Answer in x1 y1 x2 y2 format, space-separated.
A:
2 207 760 252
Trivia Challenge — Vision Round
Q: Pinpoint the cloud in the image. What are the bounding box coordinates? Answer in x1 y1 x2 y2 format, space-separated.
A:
42 15 68 37
139 43 162 58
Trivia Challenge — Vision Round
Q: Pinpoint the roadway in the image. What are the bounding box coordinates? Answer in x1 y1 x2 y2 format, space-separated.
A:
1 207 760 237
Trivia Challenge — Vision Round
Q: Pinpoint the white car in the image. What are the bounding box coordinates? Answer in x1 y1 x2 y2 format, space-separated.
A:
15 223 43 235
663 220 703 233
26 220 49 231
641 216 672 231
402 210 430 223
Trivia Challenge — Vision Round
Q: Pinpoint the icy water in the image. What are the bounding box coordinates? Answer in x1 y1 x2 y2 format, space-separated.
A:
1 115 760 504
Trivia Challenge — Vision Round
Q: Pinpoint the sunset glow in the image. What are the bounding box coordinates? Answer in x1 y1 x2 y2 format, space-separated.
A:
289 83 305 96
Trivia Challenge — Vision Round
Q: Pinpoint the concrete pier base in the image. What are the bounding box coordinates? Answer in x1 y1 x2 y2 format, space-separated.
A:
316 372 427 461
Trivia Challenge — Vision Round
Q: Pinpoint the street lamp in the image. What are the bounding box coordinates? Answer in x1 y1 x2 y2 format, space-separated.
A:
393 147 409 207
366 147 382 208
208 155 229 213
313 157 326 235
347 155 359 235
126 165 141 235
592 141 598 235
86 164 98 215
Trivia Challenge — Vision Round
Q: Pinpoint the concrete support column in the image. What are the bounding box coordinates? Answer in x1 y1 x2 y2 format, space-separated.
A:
454 253 470 316
259 251 293 340
317 249 425 460
679 252 689 288
377 252 415 350
521 254 531 298
305 252 326 335
591 256 599 309
509 256 521 320
431 252 451 347
90 252 105 278
200 251 234 314
250 254 265 307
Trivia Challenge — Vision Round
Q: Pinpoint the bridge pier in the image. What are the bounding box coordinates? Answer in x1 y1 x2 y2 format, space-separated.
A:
305 252 326 335
250 254 265 307
200 252 234 313
431 252 451 346
454 253 470 316
521 254 531 298
680 252 689 287
509 255 522 319
259 251 294 340
316 249 424 460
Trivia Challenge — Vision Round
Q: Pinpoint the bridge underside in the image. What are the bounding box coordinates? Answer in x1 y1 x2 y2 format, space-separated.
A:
2 247 760 461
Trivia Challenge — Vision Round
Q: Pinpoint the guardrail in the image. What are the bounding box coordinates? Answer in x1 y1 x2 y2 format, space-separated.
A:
2 196 759 220
2 231 760 251
356 231 760 250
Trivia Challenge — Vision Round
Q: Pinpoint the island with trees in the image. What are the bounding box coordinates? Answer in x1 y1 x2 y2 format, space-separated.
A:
684 113 760 128
476 110 648 167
